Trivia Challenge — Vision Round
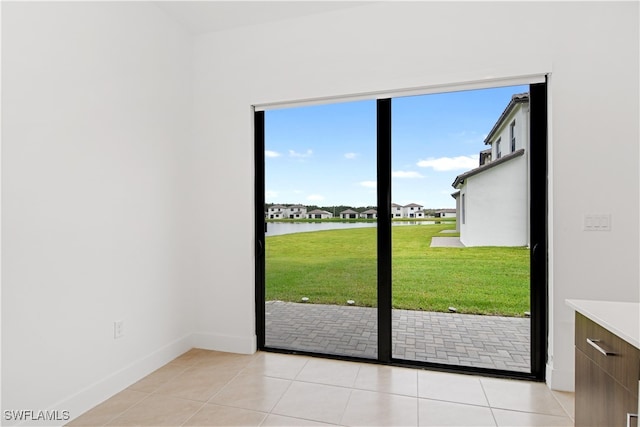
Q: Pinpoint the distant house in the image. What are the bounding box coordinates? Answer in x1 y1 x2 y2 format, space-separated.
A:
267 205 286 219
391 203 403 218
435 209 456 218
452 92 529 247
403 203 424 218
287 205 307 219
307 209 333 219
390 203 424 218
340 209 359 219
359 209 377 219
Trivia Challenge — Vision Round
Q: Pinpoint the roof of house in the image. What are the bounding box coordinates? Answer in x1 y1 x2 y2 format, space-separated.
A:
307 209 331 215
361 209 377 214
288 205 306 209
269 205 286 209
484 92 529 145
404 203 423 208
391 203 402 207
436 208 456 213
452 148 525 188
340 209 359 214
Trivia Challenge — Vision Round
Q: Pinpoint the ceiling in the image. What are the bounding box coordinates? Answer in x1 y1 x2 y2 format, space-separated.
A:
153 1 375 35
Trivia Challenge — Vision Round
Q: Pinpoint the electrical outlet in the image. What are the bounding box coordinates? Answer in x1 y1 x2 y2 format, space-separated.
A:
114 320 124 339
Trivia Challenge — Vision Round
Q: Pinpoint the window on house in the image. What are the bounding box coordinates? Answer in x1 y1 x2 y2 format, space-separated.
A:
461 193 466 224
510 120 516 152
496 138 502 159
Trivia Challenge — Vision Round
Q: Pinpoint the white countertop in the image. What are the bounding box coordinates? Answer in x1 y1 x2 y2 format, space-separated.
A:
566 299 640 350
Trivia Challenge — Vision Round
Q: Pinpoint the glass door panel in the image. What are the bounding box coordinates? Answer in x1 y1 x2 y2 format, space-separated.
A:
263 100 378 359
390 86 532 373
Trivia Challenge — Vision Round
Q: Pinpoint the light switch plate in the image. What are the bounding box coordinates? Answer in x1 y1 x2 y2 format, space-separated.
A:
584 214 611 231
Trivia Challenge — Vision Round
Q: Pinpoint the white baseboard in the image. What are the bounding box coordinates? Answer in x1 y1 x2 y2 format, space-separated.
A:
36 334 194 427
191 332 257 355
546 363 575 392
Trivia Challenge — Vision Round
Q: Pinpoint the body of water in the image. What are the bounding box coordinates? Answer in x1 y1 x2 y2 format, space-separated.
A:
265 221 442 236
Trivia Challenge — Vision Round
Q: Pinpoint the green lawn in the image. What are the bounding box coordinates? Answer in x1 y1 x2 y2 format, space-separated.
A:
265 224 530 317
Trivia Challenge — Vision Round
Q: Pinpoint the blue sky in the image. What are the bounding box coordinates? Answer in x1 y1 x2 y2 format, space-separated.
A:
264 84 528 209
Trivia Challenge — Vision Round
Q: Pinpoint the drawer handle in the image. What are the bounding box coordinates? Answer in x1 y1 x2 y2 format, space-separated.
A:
627 413 638 427
586 338 616 356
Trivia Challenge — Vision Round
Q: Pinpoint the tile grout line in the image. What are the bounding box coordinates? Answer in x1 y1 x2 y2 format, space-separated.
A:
261 356 309 425
336 364 363 425
478 378 500 427
549 390 575 421
337 388 355 427
98 389 156 426
178 400 208 427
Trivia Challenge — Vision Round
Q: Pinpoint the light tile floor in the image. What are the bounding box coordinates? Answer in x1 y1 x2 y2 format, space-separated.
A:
68 349 575 427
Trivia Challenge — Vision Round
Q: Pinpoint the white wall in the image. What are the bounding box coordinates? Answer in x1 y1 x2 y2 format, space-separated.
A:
2 2 195 423
460 155 528 247
192 1 639 391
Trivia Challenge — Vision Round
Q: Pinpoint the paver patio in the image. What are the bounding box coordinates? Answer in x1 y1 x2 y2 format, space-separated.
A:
265 300 530 372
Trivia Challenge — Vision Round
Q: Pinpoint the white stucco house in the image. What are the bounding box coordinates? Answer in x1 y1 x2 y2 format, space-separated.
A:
403 203 425 218
360 209 378 219
340 209 359 219
307 209 333 219
391 203 425 218
452 92 530 247
287 205 307 219
265 204 306 219
391 203 403 218
435 209 456 218
266 204 286 219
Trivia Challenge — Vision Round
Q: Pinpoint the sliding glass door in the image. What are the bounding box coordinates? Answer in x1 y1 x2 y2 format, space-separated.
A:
255 81 547 379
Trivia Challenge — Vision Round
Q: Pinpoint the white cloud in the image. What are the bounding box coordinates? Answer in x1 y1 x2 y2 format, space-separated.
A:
360 181 377 188
417 155 477 171
307 194 324 201
265 190 278 200
265 150 281 158
289 149 313 158
344 152 359 159
392 170 424 179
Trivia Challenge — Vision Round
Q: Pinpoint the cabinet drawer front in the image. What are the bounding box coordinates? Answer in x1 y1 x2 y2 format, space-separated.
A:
575 312 640 396
575 349 639 427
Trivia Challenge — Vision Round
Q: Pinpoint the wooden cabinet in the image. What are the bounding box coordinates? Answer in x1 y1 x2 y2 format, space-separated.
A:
575 312 640 427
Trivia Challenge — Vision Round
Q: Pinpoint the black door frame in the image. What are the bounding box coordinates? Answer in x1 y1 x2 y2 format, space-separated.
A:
254 80 548 381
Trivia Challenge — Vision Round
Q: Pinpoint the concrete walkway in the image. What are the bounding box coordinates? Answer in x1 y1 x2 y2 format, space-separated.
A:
430 237 465 247
265 301 530 372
